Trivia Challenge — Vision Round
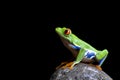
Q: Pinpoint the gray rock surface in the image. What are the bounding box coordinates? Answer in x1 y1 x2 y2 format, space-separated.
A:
50 63 113 80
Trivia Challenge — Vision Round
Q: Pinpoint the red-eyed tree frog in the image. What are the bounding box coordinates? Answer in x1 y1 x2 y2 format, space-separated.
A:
55 27 108 70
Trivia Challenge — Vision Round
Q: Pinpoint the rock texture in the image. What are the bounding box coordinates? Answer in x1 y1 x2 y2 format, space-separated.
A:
50 63 113 80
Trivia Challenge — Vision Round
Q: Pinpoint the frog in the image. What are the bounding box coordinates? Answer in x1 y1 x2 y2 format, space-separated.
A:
55 27 108 70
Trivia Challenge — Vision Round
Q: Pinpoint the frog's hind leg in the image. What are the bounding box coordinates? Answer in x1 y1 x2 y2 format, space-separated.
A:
96 49 108 66
95 49 108 70
95 54 108 70
98 55 107 66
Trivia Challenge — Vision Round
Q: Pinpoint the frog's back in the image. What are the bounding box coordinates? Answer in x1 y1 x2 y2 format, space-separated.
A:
71 34 99 52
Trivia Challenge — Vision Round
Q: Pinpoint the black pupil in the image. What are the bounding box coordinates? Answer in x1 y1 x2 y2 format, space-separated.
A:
65 29 69 34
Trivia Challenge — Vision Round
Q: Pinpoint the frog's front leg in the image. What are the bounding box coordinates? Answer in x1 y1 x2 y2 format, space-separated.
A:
61 48 86 69
56 61 70 69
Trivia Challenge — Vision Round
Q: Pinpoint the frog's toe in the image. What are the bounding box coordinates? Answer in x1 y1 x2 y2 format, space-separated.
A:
61 62 74 69
95 65 102 70
56 61 70 69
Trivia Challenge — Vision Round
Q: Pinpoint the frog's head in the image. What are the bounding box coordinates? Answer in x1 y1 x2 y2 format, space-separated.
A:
55 27 72 42
55 27 79 57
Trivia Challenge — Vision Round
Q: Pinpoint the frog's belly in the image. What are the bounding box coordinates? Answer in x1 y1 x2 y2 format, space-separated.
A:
82 57 95 63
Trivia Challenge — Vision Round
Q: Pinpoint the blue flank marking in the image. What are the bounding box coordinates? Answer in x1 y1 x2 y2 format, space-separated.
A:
73 45 80 50
70 44 95 59
69 44 106 66
85 52 95 59
69 44 80 50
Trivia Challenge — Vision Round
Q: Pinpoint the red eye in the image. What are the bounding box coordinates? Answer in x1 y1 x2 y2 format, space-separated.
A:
64 28 71 35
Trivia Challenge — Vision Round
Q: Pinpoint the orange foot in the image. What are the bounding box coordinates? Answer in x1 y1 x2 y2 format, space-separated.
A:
89 64 102 70
95 65 102 70
61 62 74 70
56 61 69 69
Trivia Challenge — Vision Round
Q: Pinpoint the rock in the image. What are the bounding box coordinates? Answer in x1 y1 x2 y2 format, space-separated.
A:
50 63 113 80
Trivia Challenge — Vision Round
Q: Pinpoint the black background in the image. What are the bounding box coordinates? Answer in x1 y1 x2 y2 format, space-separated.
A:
3 2 120 80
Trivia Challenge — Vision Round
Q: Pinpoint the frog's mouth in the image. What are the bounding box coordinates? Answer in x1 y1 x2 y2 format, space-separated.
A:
60 37 79 57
